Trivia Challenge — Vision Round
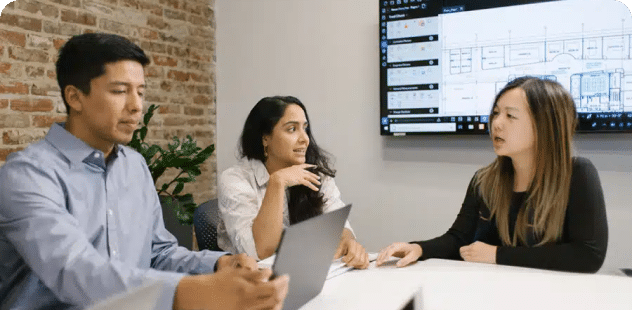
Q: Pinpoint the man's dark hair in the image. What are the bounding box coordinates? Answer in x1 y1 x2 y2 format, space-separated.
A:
56 33 150 114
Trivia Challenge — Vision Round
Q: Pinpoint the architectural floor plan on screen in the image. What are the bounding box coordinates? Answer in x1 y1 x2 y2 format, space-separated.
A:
440 0 632 117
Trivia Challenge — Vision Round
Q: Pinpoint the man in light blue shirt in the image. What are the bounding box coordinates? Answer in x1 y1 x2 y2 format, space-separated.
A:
0 33 288 310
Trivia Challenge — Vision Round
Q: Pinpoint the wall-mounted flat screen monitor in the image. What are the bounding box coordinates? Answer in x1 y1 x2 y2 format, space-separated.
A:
379 0 632 135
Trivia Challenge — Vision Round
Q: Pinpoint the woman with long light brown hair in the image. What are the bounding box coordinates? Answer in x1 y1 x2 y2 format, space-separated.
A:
376 77 608 273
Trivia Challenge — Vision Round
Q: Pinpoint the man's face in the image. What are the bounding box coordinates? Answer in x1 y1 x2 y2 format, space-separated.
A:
69 60 145 154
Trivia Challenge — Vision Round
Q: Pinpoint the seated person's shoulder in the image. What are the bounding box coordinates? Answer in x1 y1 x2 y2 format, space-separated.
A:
572 156 598 176
220 159 257 182
2 140 61 173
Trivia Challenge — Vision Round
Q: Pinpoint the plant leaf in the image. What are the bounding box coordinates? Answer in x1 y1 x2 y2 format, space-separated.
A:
144 104 158 125
172 182 184 195
139 127 148 141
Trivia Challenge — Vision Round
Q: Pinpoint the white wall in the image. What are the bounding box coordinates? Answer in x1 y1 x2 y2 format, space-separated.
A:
216 0 632 270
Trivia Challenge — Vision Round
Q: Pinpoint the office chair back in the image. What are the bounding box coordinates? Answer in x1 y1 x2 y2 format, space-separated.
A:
193 199 222 251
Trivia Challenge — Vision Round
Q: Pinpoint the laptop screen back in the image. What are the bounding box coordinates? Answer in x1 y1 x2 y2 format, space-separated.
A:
272 204 352 310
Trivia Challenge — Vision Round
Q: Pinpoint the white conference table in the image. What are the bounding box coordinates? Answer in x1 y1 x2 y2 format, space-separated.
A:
299 258 632 310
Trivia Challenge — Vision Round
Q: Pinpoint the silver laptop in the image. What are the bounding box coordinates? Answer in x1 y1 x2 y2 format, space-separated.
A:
272 204 352 310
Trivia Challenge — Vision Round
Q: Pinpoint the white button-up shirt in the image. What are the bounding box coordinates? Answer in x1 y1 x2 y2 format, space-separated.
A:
217 159 353 260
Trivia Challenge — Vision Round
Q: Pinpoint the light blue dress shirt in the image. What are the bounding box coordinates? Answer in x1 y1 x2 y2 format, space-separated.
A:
0 123 227 309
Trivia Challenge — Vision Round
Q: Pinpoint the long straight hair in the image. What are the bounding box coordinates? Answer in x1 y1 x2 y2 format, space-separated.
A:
239 96 336 224
476 77 577 246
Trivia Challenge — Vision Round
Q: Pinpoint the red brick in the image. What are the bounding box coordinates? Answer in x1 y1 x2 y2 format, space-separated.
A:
11 99 54 112
166 45 189 58
188 14 207 27
158 105 180 114
163 116 186 126
195 85 212 95
31 83 59 96
8 47 49 63
139 28 158 40
147 16 169 30
168 70 189 82
0 29 26 47
160 81 172 91
61 9 97 26
53 38 67 50
193 95 209 105
160 0 180 10
0 114 30 128
190 49 211 62
0 148 25 162
140 41 166 54
188 26 212 39
0 63 11 74
25 66 46 78
184 37 205 50
145 66 163 78
0 82 29 94
33 115 67 128
145 94 166 103
0 99 8 109
158 32 179 43
182 2 204 16
15 0 59 18
167 98 184 106
153 55 177 67
27 34 53 49
184 106 203 116
98 19 130 36
2 129 47 145
189 73 209 83
139 1 162 16
164 9 186 21
0 13 42 32
194 130 212 138
49 0 81 7
120 0 139 9
187 118 208 126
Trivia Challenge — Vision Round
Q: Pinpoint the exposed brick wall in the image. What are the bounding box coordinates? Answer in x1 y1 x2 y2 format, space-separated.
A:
0 0 217 205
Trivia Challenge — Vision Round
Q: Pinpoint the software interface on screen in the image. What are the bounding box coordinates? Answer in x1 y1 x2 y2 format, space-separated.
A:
379 0 632 135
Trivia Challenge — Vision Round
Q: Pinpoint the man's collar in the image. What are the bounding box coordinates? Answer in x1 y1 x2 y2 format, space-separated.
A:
45 122 125 168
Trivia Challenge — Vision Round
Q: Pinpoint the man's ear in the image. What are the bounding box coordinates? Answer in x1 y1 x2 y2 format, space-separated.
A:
64 85 84 114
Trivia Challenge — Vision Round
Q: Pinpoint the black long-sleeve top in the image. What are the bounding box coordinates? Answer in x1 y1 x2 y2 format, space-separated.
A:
412 157 608 273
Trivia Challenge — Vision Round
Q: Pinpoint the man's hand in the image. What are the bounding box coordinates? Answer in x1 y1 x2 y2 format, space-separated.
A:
173 268 289 310
334 237 369 269
459 241 497 264
216 253 258 271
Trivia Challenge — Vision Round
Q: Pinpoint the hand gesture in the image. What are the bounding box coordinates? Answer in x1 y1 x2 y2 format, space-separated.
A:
174 268 289 310
216 253 258 271
334 238 369 269
376 242 422 268
270 164 321 191
459 241 497 264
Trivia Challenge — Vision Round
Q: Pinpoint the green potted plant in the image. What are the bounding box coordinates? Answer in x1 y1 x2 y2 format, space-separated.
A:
128 104 214 248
